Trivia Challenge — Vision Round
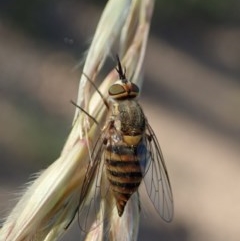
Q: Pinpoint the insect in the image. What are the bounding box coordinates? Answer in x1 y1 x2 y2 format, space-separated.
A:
70 56 173 231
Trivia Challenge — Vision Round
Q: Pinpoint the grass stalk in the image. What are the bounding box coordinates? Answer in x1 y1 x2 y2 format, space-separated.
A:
0 0 155 240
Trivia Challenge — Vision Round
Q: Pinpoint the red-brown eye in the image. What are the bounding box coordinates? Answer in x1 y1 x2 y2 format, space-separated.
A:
131 83 139 94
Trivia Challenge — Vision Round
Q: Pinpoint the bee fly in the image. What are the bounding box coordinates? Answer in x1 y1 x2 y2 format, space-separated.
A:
104 61 150 216
70 56 173 231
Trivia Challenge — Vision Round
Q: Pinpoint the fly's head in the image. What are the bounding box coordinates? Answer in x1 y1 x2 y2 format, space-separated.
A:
108 56 140 100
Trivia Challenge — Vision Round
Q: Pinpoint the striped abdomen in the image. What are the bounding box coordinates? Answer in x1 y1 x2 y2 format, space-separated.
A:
105 143 146 216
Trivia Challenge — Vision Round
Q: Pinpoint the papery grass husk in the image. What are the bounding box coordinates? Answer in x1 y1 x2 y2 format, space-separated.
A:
0 0 155 240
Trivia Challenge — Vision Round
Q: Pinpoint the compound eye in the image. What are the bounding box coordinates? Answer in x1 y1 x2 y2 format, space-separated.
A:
108 84 126 96
131 83 139 94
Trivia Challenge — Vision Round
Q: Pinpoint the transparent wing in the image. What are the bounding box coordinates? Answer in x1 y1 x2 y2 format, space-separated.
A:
76 122 115 233
142 123 174 222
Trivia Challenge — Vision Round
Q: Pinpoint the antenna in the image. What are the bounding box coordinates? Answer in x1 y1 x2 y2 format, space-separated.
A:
115 55 127 82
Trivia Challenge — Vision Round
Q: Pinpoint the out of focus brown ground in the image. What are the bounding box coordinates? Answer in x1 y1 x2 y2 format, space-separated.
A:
0 2 240 241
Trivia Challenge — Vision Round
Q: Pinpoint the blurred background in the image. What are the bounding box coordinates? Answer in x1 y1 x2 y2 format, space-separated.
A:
0 0 240 241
